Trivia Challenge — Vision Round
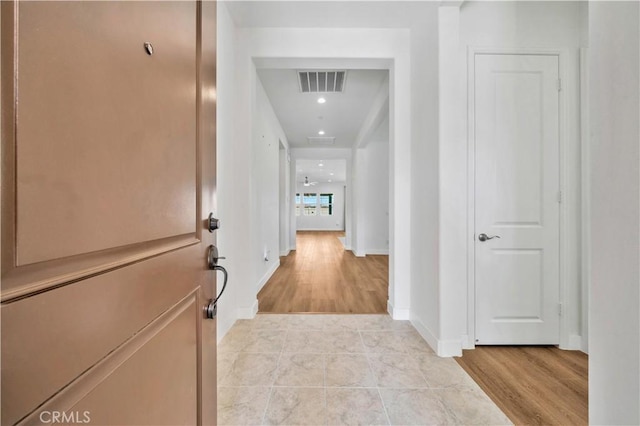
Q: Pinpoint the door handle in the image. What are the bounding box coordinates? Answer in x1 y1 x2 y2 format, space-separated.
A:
205 245 228 320
478 233 500 242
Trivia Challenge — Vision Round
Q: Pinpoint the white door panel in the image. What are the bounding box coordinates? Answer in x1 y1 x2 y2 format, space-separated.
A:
475 54 560 344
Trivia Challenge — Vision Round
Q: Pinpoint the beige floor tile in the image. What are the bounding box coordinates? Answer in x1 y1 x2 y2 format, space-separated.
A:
415 353 477 389
264 387 327 425
367 353 428 388
324 330 366 353
360 331 405 353
220 353 280 386
283 330 327 353
287 315 327 330
436 387 513 425
220 329 287 353
326 388 389 425
325 354 376 387
217 352 239 386
217 386 270 426
274 353 325 387
321 315 362 331
400 330 436 354
379 388 457 425
252 314 292 330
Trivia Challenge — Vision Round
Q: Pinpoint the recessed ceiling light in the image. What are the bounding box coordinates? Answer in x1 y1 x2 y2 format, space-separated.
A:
317 97 326 104
319 162 324 167
328 179 332 183
330 172 334 176
318 130 325 135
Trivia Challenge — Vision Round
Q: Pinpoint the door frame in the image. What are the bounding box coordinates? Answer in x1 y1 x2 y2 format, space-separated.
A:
466 47 573 349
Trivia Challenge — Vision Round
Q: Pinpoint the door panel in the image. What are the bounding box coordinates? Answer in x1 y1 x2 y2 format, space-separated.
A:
16 1 196 265
474 53 560 345
1 1 217 425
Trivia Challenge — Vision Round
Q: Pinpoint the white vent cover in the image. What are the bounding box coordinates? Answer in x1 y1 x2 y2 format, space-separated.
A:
307 136 336 145
298 71 346 93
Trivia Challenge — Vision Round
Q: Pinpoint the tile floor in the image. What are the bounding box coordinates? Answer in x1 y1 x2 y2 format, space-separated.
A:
218 314 512 426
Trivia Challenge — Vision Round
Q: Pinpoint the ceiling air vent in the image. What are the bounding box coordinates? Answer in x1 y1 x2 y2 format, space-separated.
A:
307 136 336 145
298 70 346 93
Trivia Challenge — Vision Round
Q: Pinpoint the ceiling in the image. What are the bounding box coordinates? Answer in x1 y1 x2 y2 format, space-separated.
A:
257 68 388 149
224 1 436 29
296 159 347 184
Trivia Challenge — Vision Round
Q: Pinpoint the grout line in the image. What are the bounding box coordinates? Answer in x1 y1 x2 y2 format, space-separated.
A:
358 329 392 426
260 328 288 425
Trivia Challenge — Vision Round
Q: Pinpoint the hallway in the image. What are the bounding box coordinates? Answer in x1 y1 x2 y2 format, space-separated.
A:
217 314 510 425
258 232 388 313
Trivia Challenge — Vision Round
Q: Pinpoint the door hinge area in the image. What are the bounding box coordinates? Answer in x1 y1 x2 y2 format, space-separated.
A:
558 303 563 316
557 190 562 203
557 78 562 92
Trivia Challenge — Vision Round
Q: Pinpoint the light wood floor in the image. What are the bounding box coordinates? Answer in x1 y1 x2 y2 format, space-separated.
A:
455 346 588 425
258 231 388 313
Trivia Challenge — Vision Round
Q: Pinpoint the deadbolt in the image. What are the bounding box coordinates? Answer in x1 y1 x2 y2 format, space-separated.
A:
208 213 220 232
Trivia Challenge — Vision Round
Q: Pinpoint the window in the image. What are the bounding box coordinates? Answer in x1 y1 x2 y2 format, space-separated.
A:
295 193 301 216
303 193 317 216
320 193 333 216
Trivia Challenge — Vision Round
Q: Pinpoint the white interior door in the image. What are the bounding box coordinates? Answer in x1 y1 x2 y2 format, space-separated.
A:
474 53 560 345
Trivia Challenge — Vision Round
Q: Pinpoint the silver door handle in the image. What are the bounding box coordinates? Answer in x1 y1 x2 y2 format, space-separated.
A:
478 233 500 242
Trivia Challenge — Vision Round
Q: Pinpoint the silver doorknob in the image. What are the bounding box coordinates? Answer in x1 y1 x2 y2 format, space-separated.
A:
478 233 500 242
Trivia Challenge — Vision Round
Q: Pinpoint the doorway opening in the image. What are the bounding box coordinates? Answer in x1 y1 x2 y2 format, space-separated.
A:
256 67 391 313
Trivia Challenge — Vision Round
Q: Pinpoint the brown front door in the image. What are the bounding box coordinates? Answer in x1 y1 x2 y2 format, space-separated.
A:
1 1 217 424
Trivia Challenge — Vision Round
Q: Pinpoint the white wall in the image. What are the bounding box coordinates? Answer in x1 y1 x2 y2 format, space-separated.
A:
252 77 288 294
588 2 640 423
352 119 390 256
296 182 346 231
279 143 290 256
409 5 441 351
216 2 244 341
217 4 291 341
429 1 585 356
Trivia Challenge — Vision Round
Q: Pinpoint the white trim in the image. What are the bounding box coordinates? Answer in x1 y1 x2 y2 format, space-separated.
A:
411 317 439 354
567 334 583 351
579 47 590 354
364 249 390 255
411 316 463 357
237 300 259 319
466 47 570 346
256 259 280 293
387 301 410 320
353 249 367 258
296 228 346 232
279 250 290 257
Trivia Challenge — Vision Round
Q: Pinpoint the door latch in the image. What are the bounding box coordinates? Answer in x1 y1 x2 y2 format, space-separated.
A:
478 233 501 242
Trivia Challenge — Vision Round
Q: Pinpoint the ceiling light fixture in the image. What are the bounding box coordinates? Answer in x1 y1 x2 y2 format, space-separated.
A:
318 130 325 135
330 173 334 176
317 97 326 104
318 162 324 167
328 179 332 183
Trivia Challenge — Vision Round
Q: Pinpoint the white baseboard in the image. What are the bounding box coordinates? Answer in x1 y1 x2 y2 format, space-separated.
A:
237 299 259 319
438 339 463 357
256 260 280 293
387 301 410 320
365 249 389 255
410 316 438 354
410 315 463 357
565 334 583 351
353 249 367 257
279 250 290 257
